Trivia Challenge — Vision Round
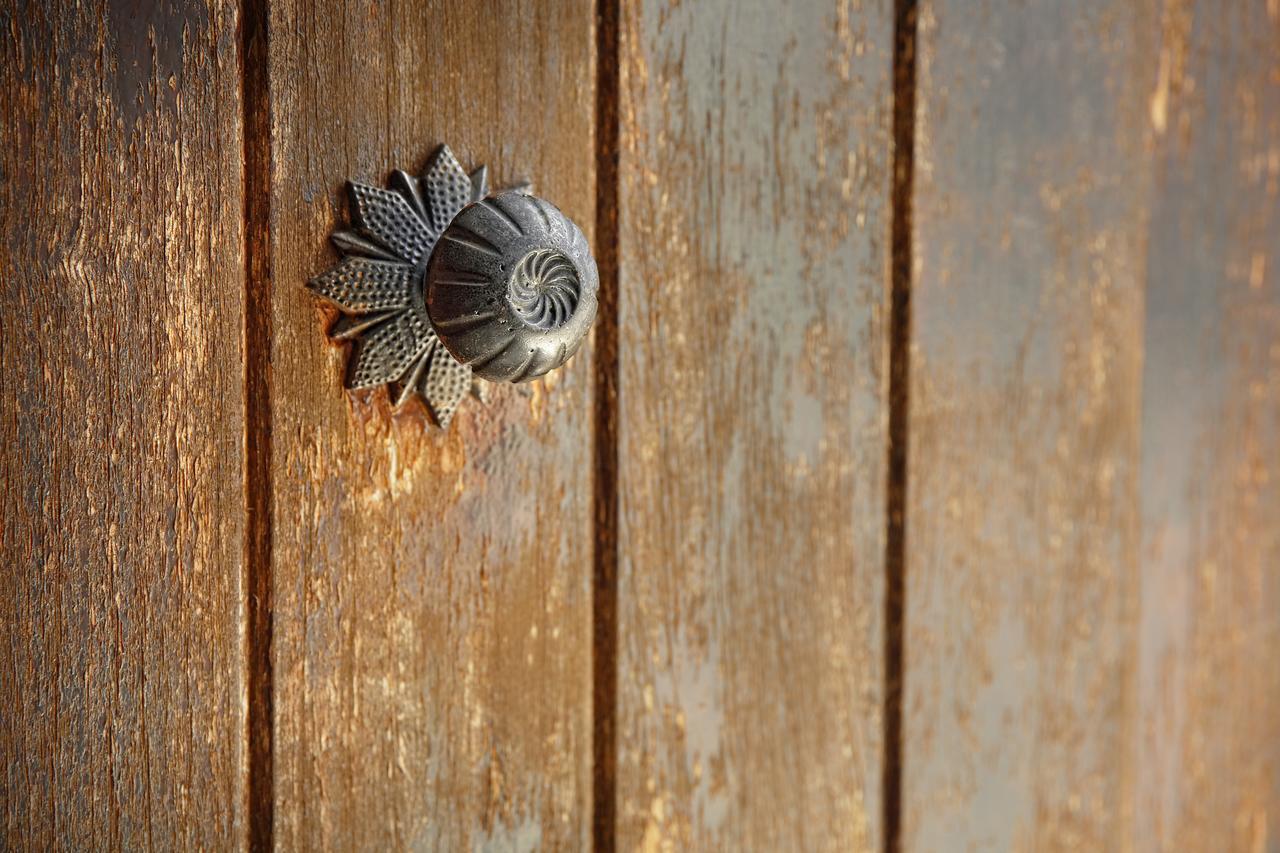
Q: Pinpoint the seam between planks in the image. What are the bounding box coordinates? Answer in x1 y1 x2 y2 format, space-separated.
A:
240 0 274 848
591 0 621 849
883 1 919 852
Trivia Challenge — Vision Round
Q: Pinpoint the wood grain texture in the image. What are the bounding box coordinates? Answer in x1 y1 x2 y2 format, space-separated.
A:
265 1 597 848
0 0 247 847
1133 2 1280 849
902 1 1158 848
615 1 893 848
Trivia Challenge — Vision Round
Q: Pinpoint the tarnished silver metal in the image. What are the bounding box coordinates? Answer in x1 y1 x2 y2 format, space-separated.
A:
308 144 596 428
427 193 598 382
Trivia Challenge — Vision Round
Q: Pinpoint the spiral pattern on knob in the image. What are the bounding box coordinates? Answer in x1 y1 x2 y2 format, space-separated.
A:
507 249 580 330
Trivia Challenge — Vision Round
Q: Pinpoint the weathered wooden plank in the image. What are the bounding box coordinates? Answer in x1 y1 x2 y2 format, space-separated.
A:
902 1 1158 848
0 0 248 847
1133 3 1280 848
615 2 893 848
265 1 597 847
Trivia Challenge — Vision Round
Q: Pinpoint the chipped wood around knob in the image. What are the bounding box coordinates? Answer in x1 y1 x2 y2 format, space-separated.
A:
903 1 1157 848
266 0 597 848
0 0 248 847
1133 2 1280 848
616 2 893 849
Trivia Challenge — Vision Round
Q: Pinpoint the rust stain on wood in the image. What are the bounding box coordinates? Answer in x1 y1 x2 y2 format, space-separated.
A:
0 0 248 846
615 1 893 849
265 0 597 847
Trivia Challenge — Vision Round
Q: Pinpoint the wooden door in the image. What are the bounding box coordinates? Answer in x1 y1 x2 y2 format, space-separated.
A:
3 1 1277 851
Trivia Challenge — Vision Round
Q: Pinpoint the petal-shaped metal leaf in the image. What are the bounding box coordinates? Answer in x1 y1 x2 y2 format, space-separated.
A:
309 144 496 427
392 341 436 409
330 310 397 341
330 228 402 262
346 310 435 390
422 144 472 235
391 169 428 222
469 165 488 202
420 346 472 428
308 257 416 314
348 182 432 265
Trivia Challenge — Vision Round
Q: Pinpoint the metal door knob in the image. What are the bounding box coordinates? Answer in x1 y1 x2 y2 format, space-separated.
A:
308 144 598 428
427 193 597 383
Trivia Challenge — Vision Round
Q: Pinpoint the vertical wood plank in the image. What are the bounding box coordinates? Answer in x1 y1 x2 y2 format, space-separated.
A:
1134 2 1280 848
0 0 248 847
615 1 894 848
902 1 1158 848
265 1 597 847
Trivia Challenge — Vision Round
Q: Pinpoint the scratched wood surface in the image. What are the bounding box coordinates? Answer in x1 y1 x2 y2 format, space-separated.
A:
265 0 597 848
615 2 893 849
1133 2 1280 849
0 0 248 847
902 0 1158 848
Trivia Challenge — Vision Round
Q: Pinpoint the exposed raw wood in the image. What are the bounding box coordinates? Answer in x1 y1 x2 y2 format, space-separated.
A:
0 0 247 847
1133 2 1280 848
614 2 893 848
903 1 1158 848
264 1 597 847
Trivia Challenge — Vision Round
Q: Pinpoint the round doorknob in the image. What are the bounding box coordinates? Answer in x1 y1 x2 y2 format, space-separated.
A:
426 191 598 383
307 143 597 428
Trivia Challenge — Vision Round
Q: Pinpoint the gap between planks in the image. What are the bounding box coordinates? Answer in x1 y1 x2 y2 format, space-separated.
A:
592 0 622 849
883 1 919 852
240 0 274 848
